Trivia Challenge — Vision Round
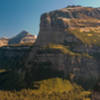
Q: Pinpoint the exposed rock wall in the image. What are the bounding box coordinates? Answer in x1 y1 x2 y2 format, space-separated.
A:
0 46 31 69
23 6 100 88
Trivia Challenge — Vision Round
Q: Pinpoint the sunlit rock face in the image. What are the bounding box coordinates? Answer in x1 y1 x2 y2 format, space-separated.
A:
23 6 100 88
36 6 100 46
0 37 9 47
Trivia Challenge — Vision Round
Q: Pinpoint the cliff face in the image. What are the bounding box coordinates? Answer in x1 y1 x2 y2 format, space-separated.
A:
36 6 100 46
23 6 100 88
0 46 31 69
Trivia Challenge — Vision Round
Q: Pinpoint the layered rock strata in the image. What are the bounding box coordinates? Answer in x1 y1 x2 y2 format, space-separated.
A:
23 6 100 88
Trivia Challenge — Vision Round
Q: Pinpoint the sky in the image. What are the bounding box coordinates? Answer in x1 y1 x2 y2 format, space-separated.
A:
0 0 100 38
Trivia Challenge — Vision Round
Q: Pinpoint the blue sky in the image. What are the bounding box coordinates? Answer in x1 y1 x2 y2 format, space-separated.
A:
0 0 100 37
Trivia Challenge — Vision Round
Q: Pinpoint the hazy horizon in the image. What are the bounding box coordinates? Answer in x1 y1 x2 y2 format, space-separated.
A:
0 0 100 38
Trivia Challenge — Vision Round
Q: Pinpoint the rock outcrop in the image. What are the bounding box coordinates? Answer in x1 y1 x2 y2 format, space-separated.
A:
0 46 31 69
36 6 100 46
0 6 100 92
22 6 100 89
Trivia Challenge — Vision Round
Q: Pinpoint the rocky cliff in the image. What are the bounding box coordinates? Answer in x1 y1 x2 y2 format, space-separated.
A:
23 6 100 89
36 6 100 47
0 46 31 69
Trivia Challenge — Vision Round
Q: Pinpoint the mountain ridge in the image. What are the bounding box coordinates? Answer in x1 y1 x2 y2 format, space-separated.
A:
8 30 37 45
0 30 37 47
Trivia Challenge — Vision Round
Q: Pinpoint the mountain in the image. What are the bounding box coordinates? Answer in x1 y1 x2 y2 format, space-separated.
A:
21 6 100 89
0 37 9 47
8 31 37 45
0 6 100 99
36 6 100 46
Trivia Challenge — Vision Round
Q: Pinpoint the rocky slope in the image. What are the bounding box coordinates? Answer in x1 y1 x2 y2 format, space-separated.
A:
22 6 100 89
0 37 9 47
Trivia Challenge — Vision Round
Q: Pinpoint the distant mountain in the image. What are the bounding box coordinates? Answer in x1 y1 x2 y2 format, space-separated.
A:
0 31 37 47
8 31 37 45
0 37 9 47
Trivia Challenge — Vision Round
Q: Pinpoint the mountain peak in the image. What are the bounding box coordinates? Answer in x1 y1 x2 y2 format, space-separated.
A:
18 30 31 37
8 31 37 45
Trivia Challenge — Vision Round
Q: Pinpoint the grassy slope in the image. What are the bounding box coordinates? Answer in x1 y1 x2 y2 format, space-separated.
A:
44 44 92 58
70 29 100 46
0 78 91 100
